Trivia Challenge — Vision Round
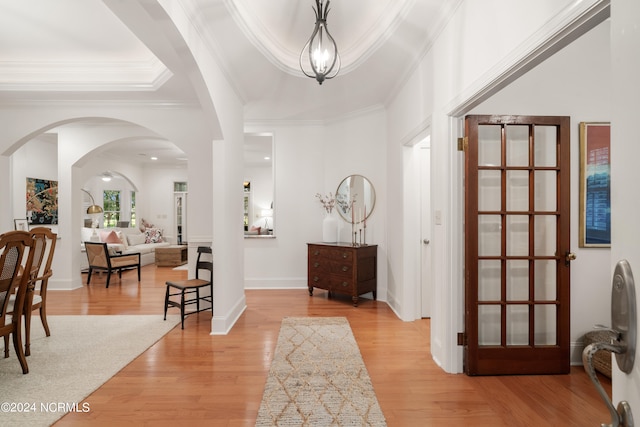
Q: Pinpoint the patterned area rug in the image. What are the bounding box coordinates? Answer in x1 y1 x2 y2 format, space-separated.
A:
256 317 387 426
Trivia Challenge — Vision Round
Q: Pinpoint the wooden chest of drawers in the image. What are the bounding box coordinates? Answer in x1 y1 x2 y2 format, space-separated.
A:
307 242 378 306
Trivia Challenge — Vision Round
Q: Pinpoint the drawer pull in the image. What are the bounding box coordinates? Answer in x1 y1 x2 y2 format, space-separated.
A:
314 262 320 268
342 266 348 272
342 253 348 258
313 276 319 282
341 282 349 287
314 250 320 256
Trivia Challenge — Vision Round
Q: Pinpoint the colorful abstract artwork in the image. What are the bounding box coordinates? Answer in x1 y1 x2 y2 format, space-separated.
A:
26 177 58 225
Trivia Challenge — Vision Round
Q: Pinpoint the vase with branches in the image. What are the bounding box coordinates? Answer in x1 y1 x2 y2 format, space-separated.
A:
315 192 335 214
316 192 338 242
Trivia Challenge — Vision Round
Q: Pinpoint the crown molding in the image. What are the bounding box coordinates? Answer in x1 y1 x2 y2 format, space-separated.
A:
0 98 201 109
224 0 416 77
445 0 610 116
0 57 171 92
245 103 386 128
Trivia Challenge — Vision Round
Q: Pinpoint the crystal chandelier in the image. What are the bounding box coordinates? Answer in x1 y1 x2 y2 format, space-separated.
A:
299 0 340 85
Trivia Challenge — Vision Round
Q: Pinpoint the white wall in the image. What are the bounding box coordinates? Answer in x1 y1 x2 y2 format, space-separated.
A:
243 109 389 300
611 0 640 414
142 167 188 243
244 123 325 288
12 134 58 224
386 0 604 373
469 20 612 364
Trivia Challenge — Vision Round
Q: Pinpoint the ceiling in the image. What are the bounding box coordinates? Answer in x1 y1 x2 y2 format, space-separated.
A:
0 0 457 166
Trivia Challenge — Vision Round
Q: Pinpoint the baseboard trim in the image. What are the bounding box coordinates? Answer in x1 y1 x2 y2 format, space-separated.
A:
49 278 84 291
210 294 247 335
244 277 307 289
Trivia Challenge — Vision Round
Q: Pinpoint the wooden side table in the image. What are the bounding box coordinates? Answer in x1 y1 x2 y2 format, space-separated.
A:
155 245 188 267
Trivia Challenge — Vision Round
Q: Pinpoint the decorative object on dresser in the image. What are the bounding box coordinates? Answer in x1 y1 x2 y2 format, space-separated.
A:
335 174 376 245
316 192 338 243
155 245 188 267
307 242 377 306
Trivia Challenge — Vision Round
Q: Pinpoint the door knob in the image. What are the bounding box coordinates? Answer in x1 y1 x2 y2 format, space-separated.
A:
565 251 576 265
423 239 430 245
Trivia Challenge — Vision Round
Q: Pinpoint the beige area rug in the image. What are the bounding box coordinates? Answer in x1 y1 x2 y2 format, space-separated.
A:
0 315 180 427
256 317 387 426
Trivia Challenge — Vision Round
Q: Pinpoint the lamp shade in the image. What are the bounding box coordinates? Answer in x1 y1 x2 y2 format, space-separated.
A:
81 188 103 215
87 204 103 215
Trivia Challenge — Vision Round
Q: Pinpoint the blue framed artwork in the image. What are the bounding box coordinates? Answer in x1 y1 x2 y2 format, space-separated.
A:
579 122 610 247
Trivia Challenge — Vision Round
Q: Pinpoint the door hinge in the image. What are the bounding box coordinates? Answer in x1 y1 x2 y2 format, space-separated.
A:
457 332 467 346
457 136 468 152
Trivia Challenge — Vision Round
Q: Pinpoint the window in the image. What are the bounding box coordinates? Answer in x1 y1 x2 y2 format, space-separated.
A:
103 190 121 228
130 190 136 228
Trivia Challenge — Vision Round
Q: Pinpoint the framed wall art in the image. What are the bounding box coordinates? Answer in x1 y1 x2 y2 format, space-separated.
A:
14 219 29 231
26 177 58 225
579 122 611 247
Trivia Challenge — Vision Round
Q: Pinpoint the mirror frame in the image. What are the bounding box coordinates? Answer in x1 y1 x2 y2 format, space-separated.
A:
335 174 376 224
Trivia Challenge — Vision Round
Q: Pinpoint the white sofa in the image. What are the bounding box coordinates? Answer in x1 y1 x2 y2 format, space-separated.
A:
81 226 170 270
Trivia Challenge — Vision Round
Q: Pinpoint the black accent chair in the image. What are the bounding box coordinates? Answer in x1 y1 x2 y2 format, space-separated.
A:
84 241 140 288
164 246 213 329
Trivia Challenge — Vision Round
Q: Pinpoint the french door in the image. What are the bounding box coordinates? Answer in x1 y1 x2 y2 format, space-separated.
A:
463 115 573 375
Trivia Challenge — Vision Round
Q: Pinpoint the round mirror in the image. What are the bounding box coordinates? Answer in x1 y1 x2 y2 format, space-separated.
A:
335 175 376 224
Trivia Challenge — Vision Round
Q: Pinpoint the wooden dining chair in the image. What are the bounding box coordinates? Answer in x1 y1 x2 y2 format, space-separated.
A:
6 227 57 356
0 230 36 374
164 246 213 329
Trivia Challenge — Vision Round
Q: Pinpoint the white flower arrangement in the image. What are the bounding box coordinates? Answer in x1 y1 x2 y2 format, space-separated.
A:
315 192 335 214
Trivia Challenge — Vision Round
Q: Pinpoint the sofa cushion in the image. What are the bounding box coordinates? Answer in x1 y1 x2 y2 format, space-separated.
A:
127 233 146 246
123 242 170 256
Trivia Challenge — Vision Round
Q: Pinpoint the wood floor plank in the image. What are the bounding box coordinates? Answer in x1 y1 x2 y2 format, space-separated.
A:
41 264 611 426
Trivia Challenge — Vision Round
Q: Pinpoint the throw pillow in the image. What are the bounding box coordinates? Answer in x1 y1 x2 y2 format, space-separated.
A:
127 233 146 246
102 230 121 244
99 230 111 242
144 228 164 243
139 218 155 232
115 231 129 250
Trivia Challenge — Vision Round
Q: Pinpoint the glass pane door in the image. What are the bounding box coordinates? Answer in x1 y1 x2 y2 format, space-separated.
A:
465 115 571 375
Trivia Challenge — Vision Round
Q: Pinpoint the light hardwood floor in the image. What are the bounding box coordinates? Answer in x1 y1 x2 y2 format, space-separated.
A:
46 264 611 426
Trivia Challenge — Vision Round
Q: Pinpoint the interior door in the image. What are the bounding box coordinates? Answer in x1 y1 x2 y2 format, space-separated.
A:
420 143 431 318
463 115 573 375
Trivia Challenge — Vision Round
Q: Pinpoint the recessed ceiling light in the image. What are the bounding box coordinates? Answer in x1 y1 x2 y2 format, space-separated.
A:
150 156 158 160
264 156 271 160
